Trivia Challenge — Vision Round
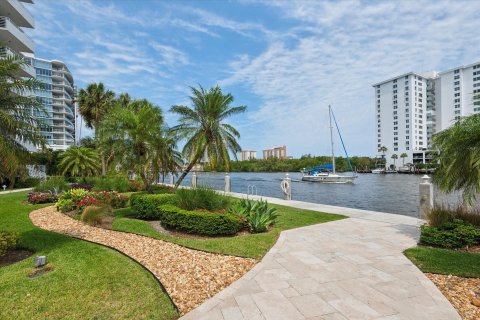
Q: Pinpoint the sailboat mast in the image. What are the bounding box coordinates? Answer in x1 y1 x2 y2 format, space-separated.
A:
329 105 335 174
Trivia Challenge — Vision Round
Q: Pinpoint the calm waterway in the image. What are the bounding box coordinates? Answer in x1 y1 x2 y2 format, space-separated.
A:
178 172 461 217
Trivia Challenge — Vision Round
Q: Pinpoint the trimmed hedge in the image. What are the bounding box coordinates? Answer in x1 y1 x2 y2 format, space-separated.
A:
130 194 177 219
159 204 244 236
420 219 480 249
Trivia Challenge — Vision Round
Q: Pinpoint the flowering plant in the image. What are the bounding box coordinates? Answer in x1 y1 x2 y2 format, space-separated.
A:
77 196 99 212
27 192 56 204
70 183 94 191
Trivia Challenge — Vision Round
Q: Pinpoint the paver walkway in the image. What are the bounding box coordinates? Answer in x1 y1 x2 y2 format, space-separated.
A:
180 193 461 320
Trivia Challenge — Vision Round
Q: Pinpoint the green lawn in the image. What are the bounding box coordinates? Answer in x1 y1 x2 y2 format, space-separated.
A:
0 192 178 320
405 246 480 278
113 203 345 259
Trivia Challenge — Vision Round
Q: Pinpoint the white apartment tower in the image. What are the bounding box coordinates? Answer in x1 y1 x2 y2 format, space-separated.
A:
373 61 480 167
29 57 76 150
0 0 35 75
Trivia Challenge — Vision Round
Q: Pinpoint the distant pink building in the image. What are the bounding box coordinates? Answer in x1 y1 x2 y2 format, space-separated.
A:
263 145 287 160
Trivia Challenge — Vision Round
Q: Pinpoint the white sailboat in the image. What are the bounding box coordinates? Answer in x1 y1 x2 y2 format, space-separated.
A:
301 106 357 184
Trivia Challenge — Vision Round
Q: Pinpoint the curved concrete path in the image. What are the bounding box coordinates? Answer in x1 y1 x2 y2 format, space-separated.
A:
181 194 460 320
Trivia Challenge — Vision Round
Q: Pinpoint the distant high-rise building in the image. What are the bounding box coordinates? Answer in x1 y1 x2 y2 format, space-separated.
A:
27 57 76 150
373 61 480 166
263 145 287 160
240 150 256 161
0 0 35 77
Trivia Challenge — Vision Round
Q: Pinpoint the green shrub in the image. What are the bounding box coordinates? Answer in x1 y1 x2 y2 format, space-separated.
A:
420 219 480 249
229 199 278 233
130 194 177 219
81 205 113 226
176 186 230 211
147 184 175 194
14 177 40 188
128 180 145 192
85 177 130 192
34 176 69 194
0 231 18 257
427 204 480 227
159 204 243 236
56 198 76 213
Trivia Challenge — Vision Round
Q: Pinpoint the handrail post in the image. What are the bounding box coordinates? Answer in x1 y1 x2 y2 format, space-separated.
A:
419 175 433 219
224 172 231 193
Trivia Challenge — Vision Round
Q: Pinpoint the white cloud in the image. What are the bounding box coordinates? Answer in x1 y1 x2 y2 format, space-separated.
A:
149 41 189 65
222 0 480 157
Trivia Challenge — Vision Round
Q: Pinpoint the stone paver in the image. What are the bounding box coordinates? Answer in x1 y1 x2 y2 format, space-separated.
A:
180 194 461 320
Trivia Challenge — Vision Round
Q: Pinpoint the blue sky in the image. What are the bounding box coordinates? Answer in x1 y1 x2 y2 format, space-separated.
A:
27 0 480 158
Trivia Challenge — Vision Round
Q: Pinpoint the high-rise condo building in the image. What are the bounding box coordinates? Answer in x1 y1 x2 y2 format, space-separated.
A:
0 0 35 77
373 60 480 167
263 146 287 160
27 57 76 150
240 150 257 161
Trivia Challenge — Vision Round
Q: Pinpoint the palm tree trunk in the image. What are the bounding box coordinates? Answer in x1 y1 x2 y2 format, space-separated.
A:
101 154 106 176
175 157 199 189
175 153 202 188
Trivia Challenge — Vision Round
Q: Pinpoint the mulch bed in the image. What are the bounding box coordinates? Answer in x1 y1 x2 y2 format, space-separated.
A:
427 273 480 320
30 206 256 315
0 249 33 267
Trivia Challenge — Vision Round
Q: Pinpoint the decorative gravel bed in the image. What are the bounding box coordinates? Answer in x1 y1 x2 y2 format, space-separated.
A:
30 207 256 314
427 273 480 320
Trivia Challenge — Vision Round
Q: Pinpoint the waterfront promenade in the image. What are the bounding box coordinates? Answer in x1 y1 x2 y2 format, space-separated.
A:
180 192 460 320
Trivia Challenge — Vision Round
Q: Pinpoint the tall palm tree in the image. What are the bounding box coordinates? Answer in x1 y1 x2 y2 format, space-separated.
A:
391 154 398 169
170 85 246 188
0 55 45 188
58 146 100 178
98 100 173 190
378 146 387 157
117 92 132 108
400 152 408 165
432 114 480 204
78 83 115 175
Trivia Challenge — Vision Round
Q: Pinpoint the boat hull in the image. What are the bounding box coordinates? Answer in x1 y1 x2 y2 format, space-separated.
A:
301 175 356 184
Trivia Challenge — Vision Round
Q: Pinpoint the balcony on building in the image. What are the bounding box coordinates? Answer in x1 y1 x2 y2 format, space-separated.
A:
0 16 34 53
0 0 34 29
0 46 34 77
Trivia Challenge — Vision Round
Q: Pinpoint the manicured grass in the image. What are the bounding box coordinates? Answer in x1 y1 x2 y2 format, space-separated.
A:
0 192 178 320
405 246 480 278
113 203 345 259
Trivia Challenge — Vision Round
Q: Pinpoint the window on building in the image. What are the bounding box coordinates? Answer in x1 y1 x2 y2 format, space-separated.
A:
454 69 460 74
454 81 460 85
455 87 460 91
455 93 460 97
455 110 460 114
454 75 460 80
393 84 397 89
455 104 460 108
